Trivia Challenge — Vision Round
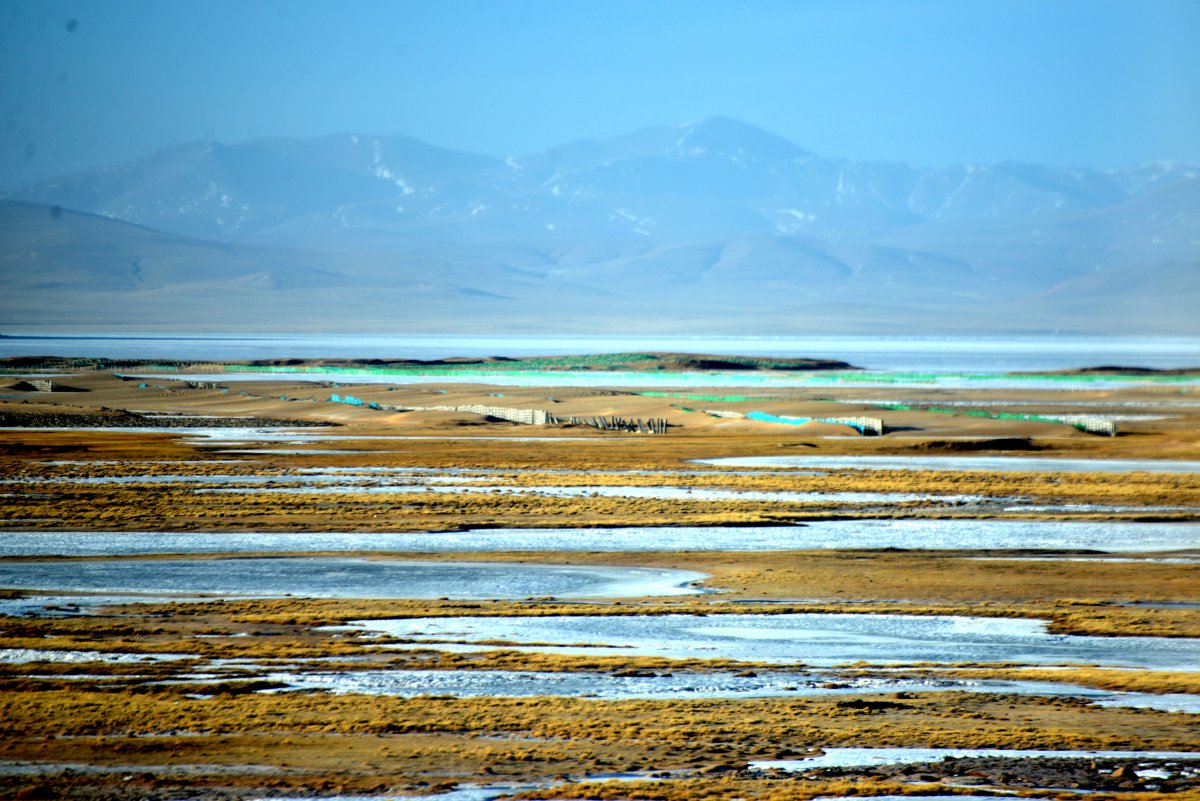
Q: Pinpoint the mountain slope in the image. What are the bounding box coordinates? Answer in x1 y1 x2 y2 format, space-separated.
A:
10 119 1191 248
0 200 349 292
3 197 1195 335
8 134 503 241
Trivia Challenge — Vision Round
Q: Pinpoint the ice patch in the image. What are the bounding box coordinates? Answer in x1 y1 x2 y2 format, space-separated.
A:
0 648 192 663
0 559 708 600
754 748 1200 771
350 612 1200 669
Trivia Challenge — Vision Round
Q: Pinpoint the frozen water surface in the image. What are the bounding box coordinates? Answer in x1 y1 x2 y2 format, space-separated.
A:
699 455 1200 473
261 668 1200 711
0 558 706 599
754 748 1200 771
0 473 480 485
350 612 1200 669
1002 503 1198 514
0 648 192 663
249 789 531 801
2 520 1195 557
1092 693 1200 713
3 645 1195 710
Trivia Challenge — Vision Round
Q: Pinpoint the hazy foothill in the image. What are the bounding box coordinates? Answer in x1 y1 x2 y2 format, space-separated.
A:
2 117 1197 333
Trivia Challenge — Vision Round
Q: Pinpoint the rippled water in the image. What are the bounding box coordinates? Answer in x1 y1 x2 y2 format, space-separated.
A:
349 612 1200 669
0 558 705 599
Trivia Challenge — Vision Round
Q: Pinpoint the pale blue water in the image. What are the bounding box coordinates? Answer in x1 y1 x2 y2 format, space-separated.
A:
1 645 1193 710
0 558 705 599
754 749 1200 771
2 521 1196 555
2 333 1198 372
246 786 531 801
699 455 1200 473
352 612 1200 669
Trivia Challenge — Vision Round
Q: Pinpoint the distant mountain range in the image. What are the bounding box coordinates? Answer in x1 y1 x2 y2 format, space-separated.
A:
2 117 1197 334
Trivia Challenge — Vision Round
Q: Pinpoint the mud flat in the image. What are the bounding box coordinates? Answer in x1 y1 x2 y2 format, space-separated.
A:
1 362 1198 799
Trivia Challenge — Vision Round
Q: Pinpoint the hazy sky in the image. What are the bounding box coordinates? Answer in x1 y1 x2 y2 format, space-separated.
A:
2 0 1198 189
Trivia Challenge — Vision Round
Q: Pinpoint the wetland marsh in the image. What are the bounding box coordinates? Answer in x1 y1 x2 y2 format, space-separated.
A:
1 342 1198 799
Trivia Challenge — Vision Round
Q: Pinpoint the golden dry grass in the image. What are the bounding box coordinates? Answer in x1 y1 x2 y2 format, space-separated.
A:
1 371 1198 798
3 396 1197 531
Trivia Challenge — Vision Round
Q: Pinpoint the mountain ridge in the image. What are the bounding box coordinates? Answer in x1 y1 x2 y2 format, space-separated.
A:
2 118 1197 335
10 118 1196 243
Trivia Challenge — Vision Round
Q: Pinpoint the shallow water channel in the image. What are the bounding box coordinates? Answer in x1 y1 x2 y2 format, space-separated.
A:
2 644 1195 712
0 558 705 599
3 520 1197 556
258 667 1200 712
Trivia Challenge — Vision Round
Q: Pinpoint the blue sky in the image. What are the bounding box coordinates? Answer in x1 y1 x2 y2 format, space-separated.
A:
2 0 1198 188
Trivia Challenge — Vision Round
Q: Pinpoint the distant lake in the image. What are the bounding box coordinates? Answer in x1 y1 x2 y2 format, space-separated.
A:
2 333 1198 373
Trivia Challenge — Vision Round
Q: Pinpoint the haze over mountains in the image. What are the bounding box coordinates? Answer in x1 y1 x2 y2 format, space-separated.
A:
2 118 1197 334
